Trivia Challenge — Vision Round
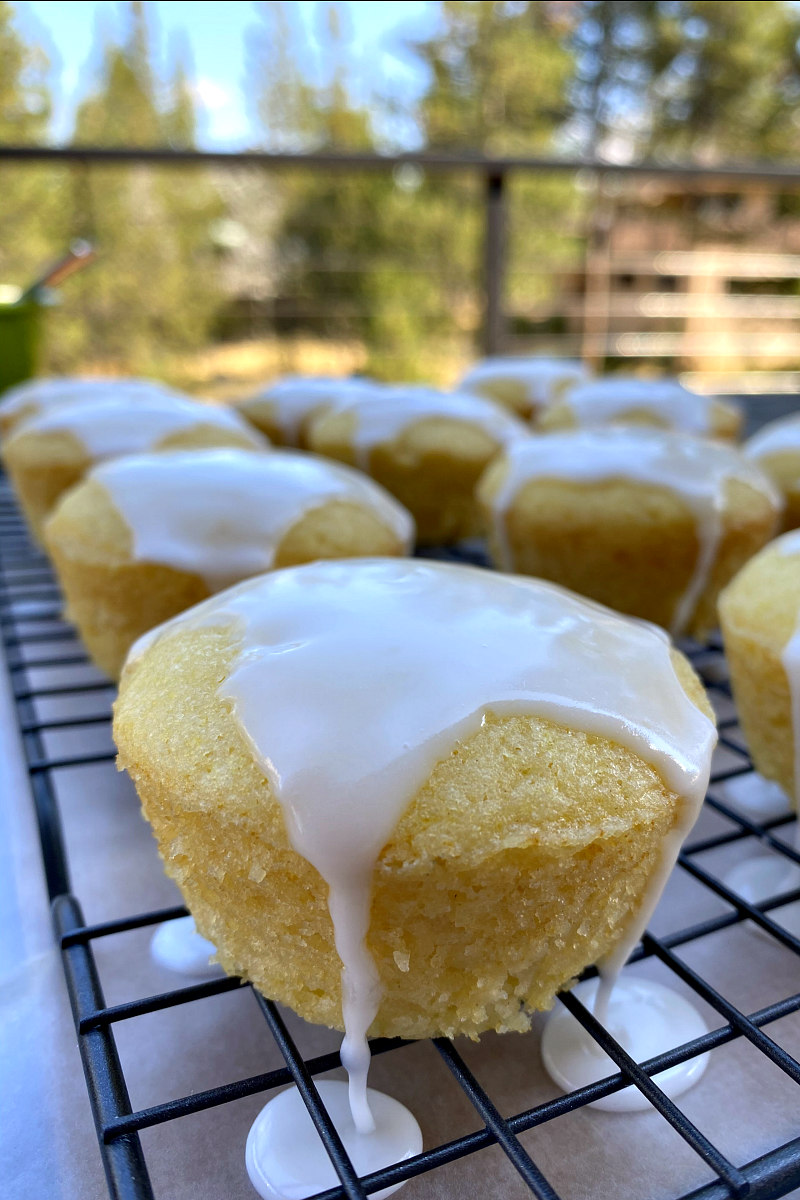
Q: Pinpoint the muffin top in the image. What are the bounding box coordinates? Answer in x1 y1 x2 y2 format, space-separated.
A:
719 527 800 651
84 448 414 587
310 386 529 466
482 427 779 514
127 558 716 845
237 375 381 444
459 357 589 403
0 376 183 432
5 392 265 458
745 413 800 460
550 377 740 436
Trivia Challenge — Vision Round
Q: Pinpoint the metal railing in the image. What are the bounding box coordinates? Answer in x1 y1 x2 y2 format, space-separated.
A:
4 145 800 380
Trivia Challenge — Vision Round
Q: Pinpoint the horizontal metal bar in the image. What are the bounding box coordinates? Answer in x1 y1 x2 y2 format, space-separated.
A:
13 679 114 699
19 712 111 733
28 750 117 772
3 628 79 648
60 905 191 946
0 608 61 625
4 144 800 185
80 976 246 1032
102 1037 408 1140
9 653 90 671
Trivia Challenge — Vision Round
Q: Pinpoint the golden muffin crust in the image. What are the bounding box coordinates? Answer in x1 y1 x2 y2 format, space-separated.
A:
45 477 408 679
0 399 39 437
114 623 711 1040
539 396 742 441
234 395 332 449
2 422 261 543
719 542 800 802
308 409 504 544
477 460 778 640
750 450 800 532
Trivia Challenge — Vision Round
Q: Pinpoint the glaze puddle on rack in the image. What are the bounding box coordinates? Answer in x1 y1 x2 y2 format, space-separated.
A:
246 1081 422 1200
150 915 221 977
541 977 710 1112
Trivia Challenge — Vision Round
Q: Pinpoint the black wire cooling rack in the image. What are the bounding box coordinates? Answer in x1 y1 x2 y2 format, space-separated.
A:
2 475 800 1200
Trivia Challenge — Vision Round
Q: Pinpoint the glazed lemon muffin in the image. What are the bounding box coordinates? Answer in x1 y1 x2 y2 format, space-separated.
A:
539 377 742 440
0 376 182 437
234 375 380 447
2 394 267 542
307 386 528 543
458 357 589 420
477 428 780 639
44 449 414 679
743 413 800 531
114 559 716 1042
719 531 800 804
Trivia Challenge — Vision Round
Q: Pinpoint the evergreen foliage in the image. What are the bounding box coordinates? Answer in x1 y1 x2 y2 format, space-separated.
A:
3 0 800 378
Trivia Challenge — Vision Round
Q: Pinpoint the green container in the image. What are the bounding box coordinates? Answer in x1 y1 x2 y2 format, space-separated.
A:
0 301 42 395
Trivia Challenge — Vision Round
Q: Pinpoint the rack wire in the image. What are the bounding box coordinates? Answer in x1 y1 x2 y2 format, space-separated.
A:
2 473 799 1200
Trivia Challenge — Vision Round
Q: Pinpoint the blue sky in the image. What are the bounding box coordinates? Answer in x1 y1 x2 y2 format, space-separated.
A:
15 1 441 146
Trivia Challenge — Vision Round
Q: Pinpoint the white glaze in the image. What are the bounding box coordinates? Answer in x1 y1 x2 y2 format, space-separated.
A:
487 429 780 636
246 1081 422 1200
718 772 792 822
324 387 529 471
541 977 710 1111
93 449 414 589
0 375 183 425
11 393 264 457
776 529 800 558
562 377 726 434
247 376 382 445
723 855 800 941
745 414 800 462
460 357 589 406
150 915 219 976
130 559 716 1133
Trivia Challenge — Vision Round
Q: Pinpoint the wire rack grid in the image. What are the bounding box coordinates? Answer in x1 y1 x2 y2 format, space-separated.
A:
2 475 800 1200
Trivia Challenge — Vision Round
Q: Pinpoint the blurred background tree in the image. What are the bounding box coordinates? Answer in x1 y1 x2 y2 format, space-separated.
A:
0 1 70 301
48 0 224 373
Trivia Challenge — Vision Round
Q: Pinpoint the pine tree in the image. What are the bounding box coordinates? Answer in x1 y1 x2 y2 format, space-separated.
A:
407 1 578 353
250 0 449 378
56 0 223 374
0 2 70 308
563 0 800 162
